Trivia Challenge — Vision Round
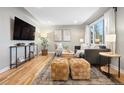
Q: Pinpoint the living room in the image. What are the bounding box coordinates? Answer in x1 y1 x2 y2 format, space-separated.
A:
0 6 124 86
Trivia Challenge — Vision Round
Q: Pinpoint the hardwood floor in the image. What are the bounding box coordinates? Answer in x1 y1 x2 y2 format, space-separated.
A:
0 54 54 85
0 54 123 85
101 66 124 84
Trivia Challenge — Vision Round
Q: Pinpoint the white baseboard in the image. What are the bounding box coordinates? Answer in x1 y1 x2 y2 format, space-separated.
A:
0 66 10 73
110 64 124 74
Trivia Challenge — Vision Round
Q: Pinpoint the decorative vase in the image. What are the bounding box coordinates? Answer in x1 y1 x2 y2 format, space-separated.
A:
42 49 48 56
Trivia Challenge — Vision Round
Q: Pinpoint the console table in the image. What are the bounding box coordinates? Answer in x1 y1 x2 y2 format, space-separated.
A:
99 52 121 78
10 44 38 68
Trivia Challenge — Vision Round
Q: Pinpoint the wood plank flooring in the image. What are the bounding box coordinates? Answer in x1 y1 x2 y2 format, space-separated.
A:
0 54 123 85
101 66 124 84
0 54 54 85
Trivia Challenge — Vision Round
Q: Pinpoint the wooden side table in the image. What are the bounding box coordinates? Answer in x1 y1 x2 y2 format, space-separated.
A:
99 52 121 78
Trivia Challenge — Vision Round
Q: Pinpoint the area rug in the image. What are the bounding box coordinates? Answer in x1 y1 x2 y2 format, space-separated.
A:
32 59 120 85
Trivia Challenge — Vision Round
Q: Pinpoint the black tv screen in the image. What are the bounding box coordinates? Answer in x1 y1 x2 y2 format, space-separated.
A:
13 17 35 40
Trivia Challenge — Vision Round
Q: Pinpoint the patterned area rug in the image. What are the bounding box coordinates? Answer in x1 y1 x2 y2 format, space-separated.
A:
32 59 119 85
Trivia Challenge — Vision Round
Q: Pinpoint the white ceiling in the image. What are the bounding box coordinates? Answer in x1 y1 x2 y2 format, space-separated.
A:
25 7 100 25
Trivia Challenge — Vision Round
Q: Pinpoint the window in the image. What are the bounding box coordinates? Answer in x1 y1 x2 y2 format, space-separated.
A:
89 17 104 44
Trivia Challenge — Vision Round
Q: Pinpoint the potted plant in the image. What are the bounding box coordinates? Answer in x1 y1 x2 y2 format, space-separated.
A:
40 37 48 56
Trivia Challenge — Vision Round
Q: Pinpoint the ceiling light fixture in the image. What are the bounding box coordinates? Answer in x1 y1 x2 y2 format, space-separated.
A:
74 20 78 24
47 21 51 24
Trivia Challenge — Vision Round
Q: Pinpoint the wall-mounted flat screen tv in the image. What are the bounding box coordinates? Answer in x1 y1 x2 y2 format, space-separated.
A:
13 17 35 40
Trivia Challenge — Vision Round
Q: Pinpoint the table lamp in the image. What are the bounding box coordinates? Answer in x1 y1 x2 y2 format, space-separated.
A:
95 38 100 44
80 38 84 43
106 34 116 54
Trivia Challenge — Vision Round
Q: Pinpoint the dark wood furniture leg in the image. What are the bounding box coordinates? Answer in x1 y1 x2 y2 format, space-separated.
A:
118 57 120 78
99 55 101 70
16 47 17 68
25 46 27 62
10 47 12 69
107 57 110 77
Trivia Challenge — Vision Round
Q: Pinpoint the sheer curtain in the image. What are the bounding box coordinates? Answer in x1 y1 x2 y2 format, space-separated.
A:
85 25 90 45
104 8 116 53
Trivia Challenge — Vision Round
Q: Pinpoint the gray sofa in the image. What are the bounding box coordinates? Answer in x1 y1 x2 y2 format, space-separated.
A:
84 49 110 65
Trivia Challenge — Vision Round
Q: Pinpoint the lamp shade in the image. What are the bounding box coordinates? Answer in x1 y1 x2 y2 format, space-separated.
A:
80 38 84 43
95 39 100 42
106 34 116 42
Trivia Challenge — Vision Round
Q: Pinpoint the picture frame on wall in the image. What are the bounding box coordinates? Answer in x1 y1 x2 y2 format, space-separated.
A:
63 30 71 41
54 30 62 41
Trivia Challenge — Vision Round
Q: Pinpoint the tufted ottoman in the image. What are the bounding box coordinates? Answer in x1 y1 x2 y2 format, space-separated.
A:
69 58 91 80
51 58 69 80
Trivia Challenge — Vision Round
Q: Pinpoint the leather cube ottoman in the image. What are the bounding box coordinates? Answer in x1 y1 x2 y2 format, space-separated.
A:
51 58 69 80
69 58 91 80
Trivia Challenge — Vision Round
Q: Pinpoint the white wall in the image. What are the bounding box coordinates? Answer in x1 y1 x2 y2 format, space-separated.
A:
38 25 85 52
0 7 40 71
111 8 124 71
